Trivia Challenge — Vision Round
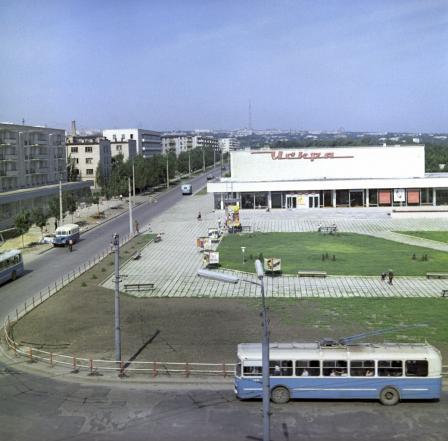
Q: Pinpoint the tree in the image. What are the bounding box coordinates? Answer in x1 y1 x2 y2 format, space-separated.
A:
31 207 48 239
14 211 32 248
66 154 79 182
91 193 101 215
63 192 77 223
48 198 61 228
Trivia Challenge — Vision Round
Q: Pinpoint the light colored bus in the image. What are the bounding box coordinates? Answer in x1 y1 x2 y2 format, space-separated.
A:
53 223 80 247
0 249 24 285
235 341 442 405
181 184 192 195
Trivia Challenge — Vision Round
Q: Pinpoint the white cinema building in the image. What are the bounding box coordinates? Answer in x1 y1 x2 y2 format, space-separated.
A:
207 145 448 210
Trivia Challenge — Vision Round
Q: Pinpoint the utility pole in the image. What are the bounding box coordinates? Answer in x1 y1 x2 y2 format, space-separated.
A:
188 150 191 175
113 234 121 370
132 161 136 200
59 180 63 226
202 147 205 172
128 177 133 234
257 260 271 441
166 154 170 189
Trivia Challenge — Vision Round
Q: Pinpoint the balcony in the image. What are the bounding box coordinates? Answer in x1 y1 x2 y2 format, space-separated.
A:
6 169 18 177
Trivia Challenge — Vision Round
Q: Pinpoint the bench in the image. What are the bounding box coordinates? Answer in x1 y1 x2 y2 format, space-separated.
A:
297 271 327 278
318 226 337 234
124 283 155 292
442 290 448 297
426 273 448 279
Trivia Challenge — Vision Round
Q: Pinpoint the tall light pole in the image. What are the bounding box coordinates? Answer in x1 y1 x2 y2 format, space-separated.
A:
59 179 63 227
113 233 121 369
132 161 136 200
128 177 133 234
202 147 205 172
166 153 170 189
188 150 191 176
197 261 270 441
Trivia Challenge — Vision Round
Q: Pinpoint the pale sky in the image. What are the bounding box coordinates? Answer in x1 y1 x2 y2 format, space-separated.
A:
0 0 447 132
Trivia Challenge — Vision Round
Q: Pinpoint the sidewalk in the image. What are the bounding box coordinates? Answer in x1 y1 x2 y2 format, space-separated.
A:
0 194 154 263
102 194 448 299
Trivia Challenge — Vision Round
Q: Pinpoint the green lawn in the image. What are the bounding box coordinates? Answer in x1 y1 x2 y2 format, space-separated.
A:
399 231 448 244
264 297 448 357
218 232 448 276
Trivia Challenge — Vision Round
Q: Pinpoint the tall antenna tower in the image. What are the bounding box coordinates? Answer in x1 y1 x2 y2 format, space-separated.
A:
248 100 252 131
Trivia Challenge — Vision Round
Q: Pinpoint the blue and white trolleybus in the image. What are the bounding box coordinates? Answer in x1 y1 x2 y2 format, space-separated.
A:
235 340 442 405
0 249 24 285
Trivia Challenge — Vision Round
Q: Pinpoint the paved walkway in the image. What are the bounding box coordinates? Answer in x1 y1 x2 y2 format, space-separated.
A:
102 196 448 298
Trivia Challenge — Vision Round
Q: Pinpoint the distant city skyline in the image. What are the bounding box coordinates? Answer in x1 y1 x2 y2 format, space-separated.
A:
0 0 447 133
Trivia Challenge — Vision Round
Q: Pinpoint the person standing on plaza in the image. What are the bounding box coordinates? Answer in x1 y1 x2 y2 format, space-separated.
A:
388 270 394 285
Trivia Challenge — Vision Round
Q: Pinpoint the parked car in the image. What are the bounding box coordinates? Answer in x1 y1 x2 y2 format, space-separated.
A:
206 174 214 180
40 234 55 244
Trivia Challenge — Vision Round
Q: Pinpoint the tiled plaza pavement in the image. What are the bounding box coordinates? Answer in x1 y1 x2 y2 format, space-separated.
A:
102 194 448 298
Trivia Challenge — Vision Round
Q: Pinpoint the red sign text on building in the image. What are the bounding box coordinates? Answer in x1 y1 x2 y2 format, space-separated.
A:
252 150 354 161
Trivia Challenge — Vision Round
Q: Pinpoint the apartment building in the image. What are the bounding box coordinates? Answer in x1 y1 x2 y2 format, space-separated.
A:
161 134 193 155
0 122 91 230
161 134 219 156
103 128 161 158
192 135 219 151
0 123 66 192
66 135 111 188
110 139 137 161
219 138 240 153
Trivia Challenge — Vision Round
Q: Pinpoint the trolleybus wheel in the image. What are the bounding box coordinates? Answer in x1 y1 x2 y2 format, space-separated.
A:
380 387 400 406
11 271 17 281
271 386 290 404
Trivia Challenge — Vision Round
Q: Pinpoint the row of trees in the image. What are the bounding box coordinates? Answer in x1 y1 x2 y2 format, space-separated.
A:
96 146 224 198
14 188 93 248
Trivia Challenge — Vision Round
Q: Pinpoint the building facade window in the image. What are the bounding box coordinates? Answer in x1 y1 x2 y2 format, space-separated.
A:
71 147 78 153
85 158 93 164
85 146 93 153
86 169 94 175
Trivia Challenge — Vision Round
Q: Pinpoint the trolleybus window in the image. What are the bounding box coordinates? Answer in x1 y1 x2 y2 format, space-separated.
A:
270 360 293 376
350 360 375 376
405 360 428 377
323 360 348 376
243 363 262 376
295 360 320 376
378 360 403 376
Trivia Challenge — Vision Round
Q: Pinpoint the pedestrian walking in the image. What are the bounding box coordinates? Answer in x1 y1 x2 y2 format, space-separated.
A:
388 270 394 285
381 272 387 282
197 211 202 221
68 239 73 252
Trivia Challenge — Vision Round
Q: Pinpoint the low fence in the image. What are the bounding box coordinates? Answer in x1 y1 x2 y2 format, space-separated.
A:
3 325 234 378
2 231 234 378
2 228 447 380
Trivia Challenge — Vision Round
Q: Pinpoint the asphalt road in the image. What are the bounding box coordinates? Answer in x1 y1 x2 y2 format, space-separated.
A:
0 365 447 441
0 170 214 324
1 168 447 441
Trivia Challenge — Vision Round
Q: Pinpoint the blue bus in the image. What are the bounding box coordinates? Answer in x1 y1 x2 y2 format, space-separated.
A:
0 249 24 285
235 341 442 405
53 224 80 247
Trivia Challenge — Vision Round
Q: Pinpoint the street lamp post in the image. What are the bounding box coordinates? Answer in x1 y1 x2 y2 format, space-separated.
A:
202 147 205 172
197 262 270 441
113 234 121 370
188 150 191 176
128 177 133 235
166 154 170 189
